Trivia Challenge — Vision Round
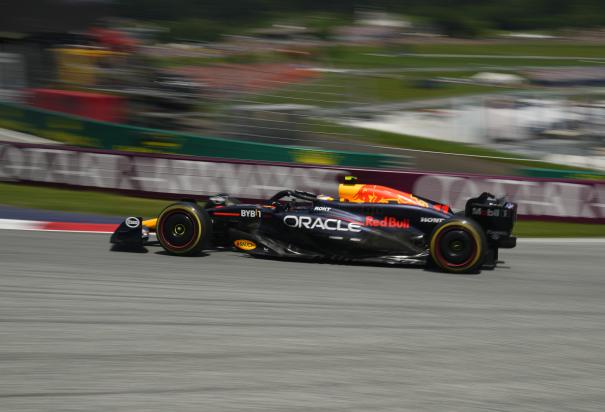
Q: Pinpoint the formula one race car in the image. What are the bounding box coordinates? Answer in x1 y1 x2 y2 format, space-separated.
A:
111 177 517 273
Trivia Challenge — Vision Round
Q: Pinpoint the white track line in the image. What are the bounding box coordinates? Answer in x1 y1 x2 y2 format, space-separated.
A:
0 219 43 231
0 219 116 234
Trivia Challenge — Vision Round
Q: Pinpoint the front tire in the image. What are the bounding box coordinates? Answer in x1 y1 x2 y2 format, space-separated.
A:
429 218 486 273
156 202 211 256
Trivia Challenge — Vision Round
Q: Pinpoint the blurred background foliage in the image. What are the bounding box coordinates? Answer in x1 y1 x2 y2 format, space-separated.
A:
116 0 605 39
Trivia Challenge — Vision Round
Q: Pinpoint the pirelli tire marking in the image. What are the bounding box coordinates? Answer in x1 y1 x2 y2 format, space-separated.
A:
430 220 484 273
157 204 203 255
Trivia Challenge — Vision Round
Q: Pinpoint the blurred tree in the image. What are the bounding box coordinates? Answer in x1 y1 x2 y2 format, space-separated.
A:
115 0 605 38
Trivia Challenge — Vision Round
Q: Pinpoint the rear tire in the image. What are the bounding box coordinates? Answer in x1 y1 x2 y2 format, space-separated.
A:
429 218 486 273
156 202 211 256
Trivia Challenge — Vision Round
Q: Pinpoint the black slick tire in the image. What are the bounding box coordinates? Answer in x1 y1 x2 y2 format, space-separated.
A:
156 202 211 256
429 218 487 273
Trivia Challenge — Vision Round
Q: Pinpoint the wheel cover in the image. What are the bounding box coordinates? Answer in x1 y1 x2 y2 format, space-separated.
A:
431 222 482 271
437 229 474 265
158 207 202 252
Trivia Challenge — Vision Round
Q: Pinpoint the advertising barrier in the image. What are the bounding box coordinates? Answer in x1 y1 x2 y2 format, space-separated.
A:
0 101 400 168
1 142 604 223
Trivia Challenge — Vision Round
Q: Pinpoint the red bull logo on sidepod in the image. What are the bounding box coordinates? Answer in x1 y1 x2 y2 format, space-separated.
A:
365 216 410 229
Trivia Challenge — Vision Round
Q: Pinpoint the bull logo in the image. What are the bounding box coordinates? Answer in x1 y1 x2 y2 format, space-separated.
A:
341 184 429 207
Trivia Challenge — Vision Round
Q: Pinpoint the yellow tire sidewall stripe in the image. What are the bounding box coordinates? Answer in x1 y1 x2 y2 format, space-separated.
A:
430 221 482 272
157 205 203 254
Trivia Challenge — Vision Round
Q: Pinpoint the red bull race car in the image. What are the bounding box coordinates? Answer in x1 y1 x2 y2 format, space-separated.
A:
111 177 517 273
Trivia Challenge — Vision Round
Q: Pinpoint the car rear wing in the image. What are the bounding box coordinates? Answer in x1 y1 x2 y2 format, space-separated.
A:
465 193 517 249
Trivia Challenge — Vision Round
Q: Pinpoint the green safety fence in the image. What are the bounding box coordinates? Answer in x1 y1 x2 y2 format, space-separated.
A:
519 167 605 181
0 101 402 168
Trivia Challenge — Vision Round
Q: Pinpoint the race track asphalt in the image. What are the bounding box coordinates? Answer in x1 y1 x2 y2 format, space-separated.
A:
1 230 604 411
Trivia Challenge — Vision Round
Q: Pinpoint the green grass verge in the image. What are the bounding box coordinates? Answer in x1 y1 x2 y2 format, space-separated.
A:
410 43 605 58
1 182 603 237
313 44 605 69
514 220 605 237
153 42 605 69
0 183 170 218
250 72 507 107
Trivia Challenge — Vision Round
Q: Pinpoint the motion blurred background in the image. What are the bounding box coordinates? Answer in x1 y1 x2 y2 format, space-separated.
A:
5 4 605 411
2 0 605 214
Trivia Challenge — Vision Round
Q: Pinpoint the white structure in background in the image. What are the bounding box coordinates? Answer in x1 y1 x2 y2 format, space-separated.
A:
470 72 524 86
484 99 583 141
336 11 412 42
342 97 585 145
0 53 26 102
356 11 412 29
501 32 558 39
343 106 488 144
